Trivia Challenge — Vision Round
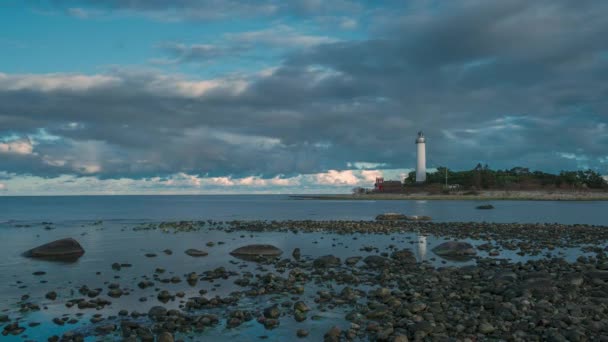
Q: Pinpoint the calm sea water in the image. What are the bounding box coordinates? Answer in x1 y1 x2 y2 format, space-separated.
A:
0 195 606 224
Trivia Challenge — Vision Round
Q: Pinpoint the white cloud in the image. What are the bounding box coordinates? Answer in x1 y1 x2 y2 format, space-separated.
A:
347 162 387 169
226 25 337 49
0 138 34 155
340 18 358 30
0 73 119 92
314 170 359 185
0 167 412 195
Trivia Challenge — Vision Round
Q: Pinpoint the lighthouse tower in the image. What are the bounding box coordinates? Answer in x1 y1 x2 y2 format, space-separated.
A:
415 131 426 183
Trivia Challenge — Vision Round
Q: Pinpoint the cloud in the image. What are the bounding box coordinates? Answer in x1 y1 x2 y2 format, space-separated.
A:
0 138 34 155
0 72 119 92
225 25 338 49
0 168 411 195
157 26 338 65
0 183 6 191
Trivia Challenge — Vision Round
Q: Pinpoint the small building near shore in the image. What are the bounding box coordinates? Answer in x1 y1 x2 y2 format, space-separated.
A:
374 177 403 193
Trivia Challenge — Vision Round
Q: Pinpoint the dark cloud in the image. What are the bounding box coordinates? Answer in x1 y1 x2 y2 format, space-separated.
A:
2 0 608 180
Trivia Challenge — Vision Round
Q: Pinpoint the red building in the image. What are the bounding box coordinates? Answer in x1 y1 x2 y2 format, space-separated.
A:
374 177 403 193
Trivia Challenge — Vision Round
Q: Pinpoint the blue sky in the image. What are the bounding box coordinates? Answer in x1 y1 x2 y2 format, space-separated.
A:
0 0 607 195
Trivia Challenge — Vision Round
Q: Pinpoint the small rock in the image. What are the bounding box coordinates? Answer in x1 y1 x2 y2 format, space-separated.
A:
185 249 208 257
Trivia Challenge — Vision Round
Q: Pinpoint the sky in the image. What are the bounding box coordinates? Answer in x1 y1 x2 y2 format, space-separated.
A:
1 0 607 195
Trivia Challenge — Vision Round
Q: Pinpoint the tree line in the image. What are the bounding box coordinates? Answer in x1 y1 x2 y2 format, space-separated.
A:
404 164 608 190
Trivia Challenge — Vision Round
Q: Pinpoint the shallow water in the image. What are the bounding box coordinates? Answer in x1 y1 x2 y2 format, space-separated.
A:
0 195 606 224
0 219 595 341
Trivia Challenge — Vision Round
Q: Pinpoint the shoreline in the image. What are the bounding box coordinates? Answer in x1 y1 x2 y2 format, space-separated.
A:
291 190 608 201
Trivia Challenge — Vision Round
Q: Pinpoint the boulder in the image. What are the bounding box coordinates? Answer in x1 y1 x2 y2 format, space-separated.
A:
157 332 174 342
230 244 283 260
391 249 417 264
23 238 84 261
292 248 301 260
432 241 476 260
363 255 389 267
185 249 208 257
476 204 495 210
375 213 407 221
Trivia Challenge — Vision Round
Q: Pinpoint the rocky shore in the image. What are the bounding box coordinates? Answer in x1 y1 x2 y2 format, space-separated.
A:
3 219 608 341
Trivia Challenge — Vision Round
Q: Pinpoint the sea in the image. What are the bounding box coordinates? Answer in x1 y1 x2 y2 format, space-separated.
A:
0 195 606 341
0 195 606 224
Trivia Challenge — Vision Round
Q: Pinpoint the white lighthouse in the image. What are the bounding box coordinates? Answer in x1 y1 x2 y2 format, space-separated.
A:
415 131 426 183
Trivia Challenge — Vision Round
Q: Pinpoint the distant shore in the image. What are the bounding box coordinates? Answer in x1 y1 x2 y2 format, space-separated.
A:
292 190 608 201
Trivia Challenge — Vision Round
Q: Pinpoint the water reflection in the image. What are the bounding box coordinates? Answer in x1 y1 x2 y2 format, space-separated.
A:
417 234 427 261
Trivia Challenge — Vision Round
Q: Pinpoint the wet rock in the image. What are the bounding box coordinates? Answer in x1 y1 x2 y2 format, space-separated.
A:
108 288 123 298
345 256 362 266
432 241 476 259
32 271 46 276
294 310 307 322
476 204 495 210
294 301 310 312
391 249 417 264
157 291 173 303
297 329 309 338
230 244 283 260
478 322 495 334
292 248 301 260
95 324 116 335
363 255 389 267
314 255 341 268
148 306 167 321
263 318 279 329
263 305 280 319
23 238 85 261
324 326 342 342
2 322 25 336
157 332 174 342
45 291 57 300
185 249 208 257
375 213 407 221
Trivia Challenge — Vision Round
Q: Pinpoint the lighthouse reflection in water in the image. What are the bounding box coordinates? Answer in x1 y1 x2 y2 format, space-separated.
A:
417 234 427 261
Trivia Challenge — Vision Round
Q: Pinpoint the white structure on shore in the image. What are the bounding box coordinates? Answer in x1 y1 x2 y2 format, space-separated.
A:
415 131 426 183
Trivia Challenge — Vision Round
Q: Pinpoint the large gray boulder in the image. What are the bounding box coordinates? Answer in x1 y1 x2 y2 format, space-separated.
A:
23 238 84 261
230 244 283 260
432 241 476 260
